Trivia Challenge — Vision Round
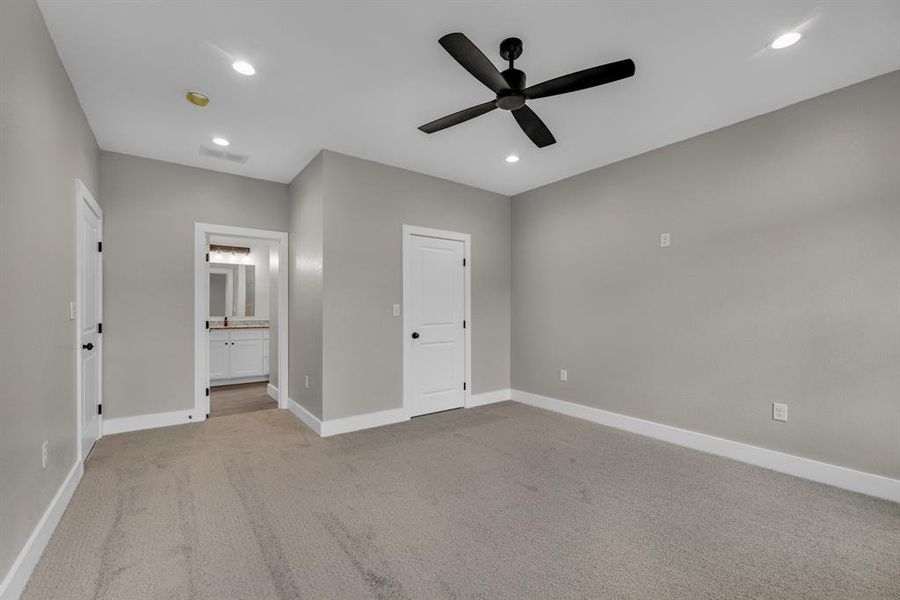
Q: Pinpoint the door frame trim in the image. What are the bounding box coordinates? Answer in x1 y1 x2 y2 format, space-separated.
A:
401 224 471 416
74 179 102 461
194 223 289 418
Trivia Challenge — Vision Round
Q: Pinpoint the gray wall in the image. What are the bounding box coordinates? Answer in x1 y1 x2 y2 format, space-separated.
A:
320 151 511 420
99 152 289 419
511 71 900 479
0 0 99 581
288 152 325 419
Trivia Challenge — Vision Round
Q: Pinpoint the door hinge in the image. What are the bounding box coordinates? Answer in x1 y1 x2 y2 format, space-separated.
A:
206 252 210 262
463 320 466 329
463 258 466 266
463 382 467 391
205 320 209 330
97 322 103 334
205 387 210 397
97 404 102 415
97 241 103 252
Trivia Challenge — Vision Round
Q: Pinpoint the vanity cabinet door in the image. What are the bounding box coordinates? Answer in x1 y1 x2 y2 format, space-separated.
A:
230 338 264 377
209 339 230 380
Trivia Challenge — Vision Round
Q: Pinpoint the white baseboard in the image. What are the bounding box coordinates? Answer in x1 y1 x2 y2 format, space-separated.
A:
321 408 409 437
267 383 278 401
466 388 512 408
286 390 511 438
512 389 900 503
0 461 83 600
286 399 409 438
211 375 269 387
102 409 195 436
287 398 322 435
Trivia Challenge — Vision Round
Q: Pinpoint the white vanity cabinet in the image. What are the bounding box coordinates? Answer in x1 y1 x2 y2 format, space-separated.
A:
210 328 270 385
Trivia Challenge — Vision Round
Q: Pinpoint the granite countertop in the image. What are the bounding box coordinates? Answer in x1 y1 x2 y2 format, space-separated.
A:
209 319 270 330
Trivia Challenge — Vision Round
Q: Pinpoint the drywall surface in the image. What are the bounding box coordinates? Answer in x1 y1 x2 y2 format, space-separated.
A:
288 152 325 419
0 0 99 581
320 151 511 420
99 152 289 419
512 71 900 478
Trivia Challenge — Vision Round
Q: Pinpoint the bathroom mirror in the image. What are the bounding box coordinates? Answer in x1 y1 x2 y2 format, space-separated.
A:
209 263 256 317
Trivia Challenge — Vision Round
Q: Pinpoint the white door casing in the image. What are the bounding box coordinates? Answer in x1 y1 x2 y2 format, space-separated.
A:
194 223 289 418
403 225 470 417
76 180 102 459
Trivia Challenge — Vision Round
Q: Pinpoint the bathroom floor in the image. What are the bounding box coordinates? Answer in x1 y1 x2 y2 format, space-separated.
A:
209 382 276 418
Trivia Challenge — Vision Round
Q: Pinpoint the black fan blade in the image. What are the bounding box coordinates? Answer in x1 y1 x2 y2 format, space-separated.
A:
439 32 509 93
524 58 635 100
512 105 556 148
419 101 498 134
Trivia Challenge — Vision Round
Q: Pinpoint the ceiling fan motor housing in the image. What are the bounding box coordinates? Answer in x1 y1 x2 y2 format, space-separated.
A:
499 37 523 62
498 68 527 110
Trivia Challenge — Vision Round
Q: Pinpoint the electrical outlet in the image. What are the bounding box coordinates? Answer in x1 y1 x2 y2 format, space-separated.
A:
660 232 671 248
42 441 48 469
772 402 788 422
560 369 568 382
304 375 309 389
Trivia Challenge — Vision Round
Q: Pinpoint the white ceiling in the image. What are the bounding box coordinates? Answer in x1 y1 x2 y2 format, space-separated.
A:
39 1 900 195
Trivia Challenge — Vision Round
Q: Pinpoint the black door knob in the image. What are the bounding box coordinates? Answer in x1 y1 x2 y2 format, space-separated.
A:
411 332 420 339
82 343 94 350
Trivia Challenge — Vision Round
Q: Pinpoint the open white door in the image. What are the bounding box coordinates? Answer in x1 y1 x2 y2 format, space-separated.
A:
403 227 469 417
77 181 102 459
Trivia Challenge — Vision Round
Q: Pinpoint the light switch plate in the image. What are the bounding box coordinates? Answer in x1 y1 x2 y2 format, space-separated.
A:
392 303 401 317
68 301 77 320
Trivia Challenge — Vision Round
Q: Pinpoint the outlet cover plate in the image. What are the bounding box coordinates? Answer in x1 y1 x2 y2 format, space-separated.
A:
772 402 788 422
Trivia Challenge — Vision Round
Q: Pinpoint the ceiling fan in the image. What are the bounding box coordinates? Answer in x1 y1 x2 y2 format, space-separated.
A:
419 33 635 148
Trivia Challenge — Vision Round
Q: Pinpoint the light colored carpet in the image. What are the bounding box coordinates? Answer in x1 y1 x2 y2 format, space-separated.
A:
209 382 276 418
24 401 900 599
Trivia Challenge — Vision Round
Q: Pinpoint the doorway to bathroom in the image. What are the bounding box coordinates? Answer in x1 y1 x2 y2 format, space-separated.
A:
194 223 288 420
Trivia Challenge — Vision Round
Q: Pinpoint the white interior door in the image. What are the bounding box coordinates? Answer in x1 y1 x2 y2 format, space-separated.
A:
78 190 102 459
405 233 466 417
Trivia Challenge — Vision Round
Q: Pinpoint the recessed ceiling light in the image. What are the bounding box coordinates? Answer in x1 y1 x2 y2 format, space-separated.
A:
185 91 209 107
232 60 256 76
771 32 802 50
506 155 519 163
212 137 230 147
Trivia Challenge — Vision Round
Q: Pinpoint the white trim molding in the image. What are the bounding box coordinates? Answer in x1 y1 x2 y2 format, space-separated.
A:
267 383 278 401
0 462 83 600
287 398 322 435
102 409 195 436
285 389 510 439
466 388 512 408
512 390 900 503
321 408 409 437
194 223 290 421
287 397 409 438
